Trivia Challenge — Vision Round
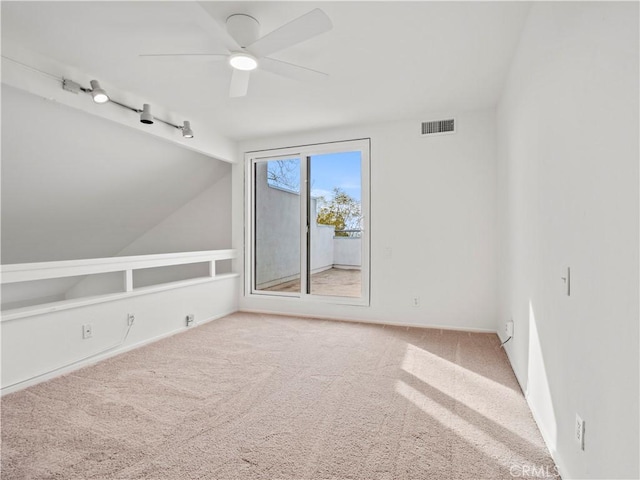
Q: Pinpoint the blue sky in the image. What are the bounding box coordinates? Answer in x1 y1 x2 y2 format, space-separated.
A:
310 151 361 202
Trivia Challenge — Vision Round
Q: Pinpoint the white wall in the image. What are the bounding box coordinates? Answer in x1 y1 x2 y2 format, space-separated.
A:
333 237 361 268
1 83 239 393
1 85 233 308
235 109 498 331
1 86 230 265
496 3 639 478
65 173 233 298
311 223 335 273
1 278 75 310
118 173 232 257
124 172 233 287
1 277 239 392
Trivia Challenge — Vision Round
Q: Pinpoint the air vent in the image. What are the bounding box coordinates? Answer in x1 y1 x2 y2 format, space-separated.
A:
421 118 455 136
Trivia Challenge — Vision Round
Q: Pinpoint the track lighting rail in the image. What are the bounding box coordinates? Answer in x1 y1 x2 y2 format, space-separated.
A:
63 78 194 138
3 55 194 138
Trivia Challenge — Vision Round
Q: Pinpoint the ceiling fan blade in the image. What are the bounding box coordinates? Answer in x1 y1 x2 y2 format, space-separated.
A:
229 69 251 97
247 8 332 58
139 54 228 63
187 1 240 52
259 57 328 83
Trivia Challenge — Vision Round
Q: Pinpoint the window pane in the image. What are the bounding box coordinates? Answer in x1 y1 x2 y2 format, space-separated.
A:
309 151 362 297
254 158 301 293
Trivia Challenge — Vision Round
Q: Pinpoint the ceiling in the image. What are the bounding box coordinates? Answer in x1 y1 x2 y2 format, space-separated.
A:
1 1 530 141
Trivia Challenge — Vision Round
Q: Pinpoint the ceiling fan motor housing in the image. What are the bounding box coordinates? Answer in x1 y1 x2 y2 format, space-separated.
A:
226 14 260 48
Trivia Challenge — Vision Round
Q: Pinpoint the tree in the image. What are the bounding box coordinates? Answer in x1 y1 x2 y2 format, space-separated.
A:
316 187 362 236
267 159 299 191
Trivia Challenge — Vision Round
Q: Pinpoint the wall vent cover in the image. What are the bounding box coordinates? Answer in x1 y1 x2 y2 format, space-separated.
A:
421 118 455 136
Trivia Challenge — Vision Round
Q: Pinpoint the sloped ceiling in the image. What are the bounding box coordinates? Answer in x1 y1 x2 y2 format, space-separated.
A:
1 85 230 264
1 1 531 140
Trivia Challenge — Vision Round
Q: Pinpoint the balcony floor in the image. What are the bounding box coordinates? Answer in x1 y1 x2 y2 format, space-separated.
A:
264 268 361 297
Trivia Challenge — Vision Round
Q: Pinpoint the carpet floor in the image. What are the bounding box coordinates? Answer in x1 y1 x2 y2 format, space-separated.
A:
1 312 558 479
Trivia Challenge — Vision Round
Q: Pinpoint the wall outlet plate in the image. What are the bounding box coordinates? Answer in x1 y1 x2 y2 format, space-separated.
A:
505 320 514 338
82 324 92 339
575 414 585 450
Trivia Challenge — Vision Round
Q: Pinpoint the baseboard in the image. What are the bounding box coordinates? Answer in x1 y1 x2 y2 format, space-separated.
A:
500 336 569 480
239 308 499 335
1 308 238 396
526 397 569 480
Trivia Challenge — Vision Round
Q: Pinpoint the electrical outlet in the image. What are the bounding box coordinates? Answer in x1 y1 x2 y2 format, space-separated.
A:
412 297 420 307
186 314 194 327
575 414 585 450
82 324 92 339
505 320 514 338
127 313 135 326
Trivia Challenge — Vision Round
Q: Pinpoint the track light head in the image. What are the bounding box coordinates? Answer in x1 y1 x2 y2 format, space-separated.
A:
140 104 154 124
182 121 194 138
89 80 109 104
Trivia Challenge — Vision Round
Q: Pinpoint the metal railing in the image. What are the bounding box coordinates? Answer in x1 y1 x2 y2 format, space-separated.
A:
333 229 362 238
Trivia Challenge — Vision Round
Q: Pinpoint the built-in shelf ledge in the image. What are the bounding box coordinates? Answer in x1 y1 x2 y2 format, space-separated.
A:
1 249 238 322
1 273 240 323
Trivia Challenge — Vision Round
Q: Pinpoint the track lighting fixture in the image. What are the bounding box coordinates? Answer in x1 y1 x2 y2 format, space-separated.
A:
61 77 194 139
62 79 81 94
89 80 109 104
140 104 154 124
182 121 194 138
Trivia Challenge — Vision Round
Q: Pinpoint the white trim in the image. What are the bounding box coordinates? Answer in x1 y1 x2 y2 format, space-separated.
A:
244 289 370 307
1 249 237 284
246 138 371 157
239 309 498 334
1 273 239 322
500 336 568 480
124 270 133 292
300 153 310 296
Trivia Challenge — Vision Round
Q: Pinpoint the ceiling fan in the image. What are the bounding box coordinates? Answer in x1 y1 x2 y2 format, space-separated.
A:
140 5 333 98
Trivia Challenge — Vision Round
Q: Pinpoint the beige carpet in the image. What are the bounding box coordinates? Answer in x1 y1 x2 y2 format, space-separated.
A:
1 312 558 479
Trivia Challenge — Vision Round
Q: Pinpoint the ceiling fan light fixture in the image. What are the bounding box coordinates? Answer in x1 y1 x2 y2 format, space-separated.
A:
229 52 258 71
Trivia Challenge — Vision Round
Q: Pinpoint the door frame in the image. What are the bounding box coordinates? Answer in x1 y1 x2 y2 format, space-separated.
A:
244 138 370 306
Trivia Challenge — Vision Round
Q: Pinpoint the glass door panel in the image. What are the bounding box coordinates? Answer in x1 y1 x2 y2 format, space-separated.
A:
254 157 301 293
308 151 362 297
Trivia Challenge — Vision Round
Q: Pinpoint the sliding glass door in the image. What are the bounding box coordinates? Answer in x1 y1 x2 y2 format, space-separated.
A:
308 151 362 297
254 156 301 293
248 139 369 305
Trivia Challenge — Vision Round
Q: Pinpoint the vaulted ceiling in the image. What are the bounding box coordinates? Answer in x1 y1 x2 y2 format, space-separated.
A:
1 1 531 140
1 85 230 264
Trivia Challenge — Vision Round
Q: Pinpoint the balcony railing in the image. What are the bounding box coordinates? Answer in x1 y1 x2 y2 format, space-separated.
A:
333 229 362 238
